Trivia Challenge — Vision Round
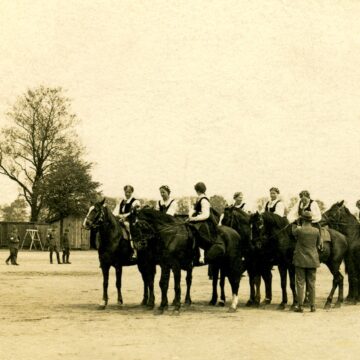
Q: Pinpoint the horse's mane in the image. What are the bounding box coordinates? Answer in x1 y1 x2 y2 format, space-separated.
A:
228 207 250 224
139 208 182 226
262 211 289 229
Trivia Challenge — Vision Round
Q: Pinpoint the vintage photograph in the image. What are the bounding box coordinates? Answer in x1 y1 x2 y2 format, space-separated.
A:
1 1 360 359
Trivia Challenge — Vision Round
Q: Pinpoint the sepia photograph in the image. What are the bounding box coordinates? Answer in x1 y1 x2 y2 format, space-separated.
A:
1 1 360 359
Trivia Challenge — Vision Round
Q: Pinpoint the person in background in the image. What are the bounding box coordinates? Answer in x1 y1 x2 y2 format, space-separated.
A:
264 187 285 217
5 227 20 265
292 211 321 313
113 185 141 260
46 227 62 264
233 192 247 212
156 185 177 216
61 228 71 264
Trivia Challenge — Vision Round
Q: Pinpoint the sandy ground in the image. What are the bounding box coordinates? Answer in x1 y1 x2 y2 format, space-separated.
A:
1 250 360 360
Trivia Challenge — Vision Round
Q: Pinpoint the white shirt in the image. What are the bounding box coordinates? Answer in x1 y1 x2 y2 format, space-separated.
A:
155 198 178 216
287 200 322 224
112 197 141 218
189 194 210 222
264 199 285 217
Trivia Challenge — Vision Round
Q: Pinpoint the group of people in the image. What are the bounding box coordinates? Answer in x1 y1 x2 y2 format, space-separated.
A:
5 226 72 266
111 183 338 312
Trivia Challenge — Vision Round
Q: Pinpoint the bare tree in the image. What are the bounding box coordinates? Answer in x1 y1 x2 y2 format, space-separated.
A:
0 86 79 221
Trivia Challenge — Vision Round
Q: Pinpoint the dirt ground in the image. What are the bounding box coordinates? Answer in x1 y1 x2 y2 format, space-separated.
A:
1 250 360 360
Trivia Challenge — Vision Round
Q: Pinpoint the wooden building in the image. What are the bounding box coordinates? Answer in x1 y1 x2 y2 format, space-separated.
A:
0 215 90 250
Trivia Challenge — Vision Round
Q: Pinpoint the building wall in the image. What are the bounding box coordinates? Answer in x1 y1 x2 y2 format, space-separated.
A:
0 216 90 250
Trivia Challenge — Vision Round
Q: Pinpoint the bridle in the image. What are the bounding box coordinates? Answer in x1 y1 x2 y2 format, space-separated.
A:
84 205 105 229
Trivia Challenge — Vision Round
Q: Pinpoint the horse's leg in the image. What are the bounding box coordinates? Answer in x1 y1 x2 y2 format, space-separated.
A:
261 267 272 305
185 267 193 306
228 273 240 313
324 261 340 310
219 269 226 307
209 266 219 306
158 264 170 313
115 266 123 305
147 264 156 308
246 269 257 306
336 271 344 307
289 265 298 310
172 264 181 313
254 274 261 306
139 266 148 306
100 265 110 308
277 264 288 310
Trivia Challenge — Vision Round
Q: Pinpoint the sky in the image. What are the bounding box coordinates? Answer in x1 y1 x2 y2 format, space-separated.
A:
0 0 360 212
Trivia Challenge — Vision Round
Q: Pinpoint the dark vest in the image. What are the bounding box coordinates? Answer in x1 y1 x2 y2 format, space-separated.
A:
298 199 313 216
265 200 280 213
193 197 210 217
158 199 174 214
235 203 245 210
119 198 136 214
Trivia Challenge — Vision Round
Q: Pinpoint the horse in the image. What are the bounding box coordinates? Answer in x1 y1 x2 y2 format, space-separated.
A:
322 201 359 304
222 206 272 307
249 211 298 310
130 208 246 313
252 211 348 309
83 199 156 309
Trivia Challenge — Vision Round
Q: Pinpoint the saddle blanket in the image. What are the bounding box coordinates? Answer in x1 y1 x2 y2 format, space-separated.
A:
320 227 331 242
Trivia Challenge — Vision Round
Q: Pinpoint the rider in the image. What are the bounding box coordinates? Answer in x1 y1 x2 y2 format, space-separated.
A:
156 185 178 216
189 182 223 264
287 190 323 250
113 185 141 260
264 187 285 217
233 192 247 212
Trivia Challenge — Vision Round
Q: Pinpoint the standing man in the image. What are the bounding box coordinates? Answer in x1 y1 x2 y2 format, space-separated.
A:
292 211 321 313
287 190 323 249
113 185 141 260
5 227 20 265
264 187 285 217
46 227 62 264
156 185 178 216
61 228 71 264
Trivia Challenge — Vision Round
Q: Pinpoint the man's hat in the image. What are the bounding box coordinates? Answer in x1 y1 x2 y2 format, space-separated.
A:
301 211 312 221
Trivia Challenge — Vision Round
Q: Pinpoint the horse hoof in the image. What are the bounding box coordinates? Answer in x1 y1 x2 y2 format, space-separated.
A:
218 300 225 307
246 300 253 307
184 301 192 307
209 300 217 306
324 303 331 310
277 303 286 310
261 299 271 306
290 304 297 311
147 303 155 310
228 307 237 313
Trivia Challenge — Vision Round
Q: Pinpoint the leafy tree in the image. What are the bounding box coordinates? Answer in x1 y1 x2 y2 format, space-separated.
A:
209 195 227 214
315 199 326 213
177 196 197 215
0 86 80 221
0 196 28 221
41 155 100 232
256 197 269 212
285 196 298 216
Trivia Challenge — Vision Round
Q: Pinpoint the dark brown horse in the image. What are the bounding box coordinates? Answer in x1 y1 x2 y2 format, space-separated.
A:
252 211 348 309
83 199 156 309
130 208 246 313
323 201 358 304
249 212 298 310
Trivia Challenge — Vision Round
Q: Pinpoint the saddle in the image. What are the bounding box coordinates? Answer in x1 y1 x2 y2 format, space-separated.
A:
320 226 331 242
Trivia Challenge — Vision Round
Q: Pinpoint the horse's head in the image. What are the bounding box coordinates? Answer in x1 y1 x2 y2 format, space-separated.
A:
249 211 266 249
129 208 157 251
322 200 350 230
222 206 234 227
83 198 106 230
